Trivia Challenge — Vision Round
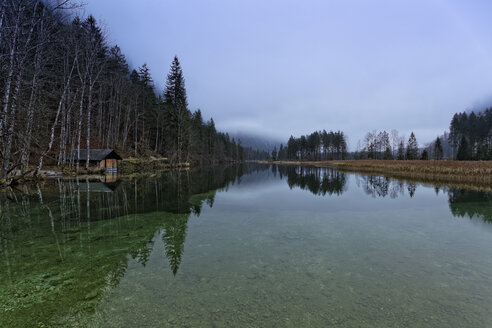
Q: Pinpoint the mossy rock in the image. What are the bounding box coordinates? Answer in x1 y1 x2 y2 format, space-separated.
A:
84 289 99 300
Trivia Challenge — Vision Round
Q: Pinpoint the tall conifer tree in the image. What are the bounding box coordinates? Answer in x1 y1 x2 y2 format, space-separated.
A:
433 137 443 160
457 135 470 161
164 56 189 163
405 132 419 160
397 141 405 160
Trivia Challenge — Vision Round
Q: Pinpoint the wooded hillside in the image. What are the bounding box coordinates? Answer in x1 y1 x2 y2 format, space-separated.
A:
0 0 250 180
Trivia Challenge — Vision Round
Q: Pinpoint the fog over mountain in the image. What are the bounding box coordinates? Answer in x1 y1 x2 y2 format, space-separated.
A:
466 96 492 114
230 132 282 153
84 0 492 149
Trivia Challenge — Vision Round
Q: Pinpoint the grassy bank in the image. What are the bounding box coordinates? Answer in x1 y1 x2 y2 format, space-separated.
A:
118 158 189 174
0 158 190 188
262 160 492 191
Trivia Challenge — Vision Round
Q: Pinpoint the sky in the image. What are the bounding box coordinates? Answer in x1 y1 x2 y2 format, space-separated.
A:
83 0 492 148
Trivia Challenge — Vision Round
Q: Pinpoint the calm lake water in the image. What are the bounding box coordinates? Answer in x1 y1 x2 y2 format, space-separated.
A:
2 164 492 327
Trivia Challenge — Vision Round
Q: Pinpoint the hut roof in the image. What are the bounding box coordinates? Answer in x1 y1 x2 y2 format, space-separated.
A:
69 149 122 161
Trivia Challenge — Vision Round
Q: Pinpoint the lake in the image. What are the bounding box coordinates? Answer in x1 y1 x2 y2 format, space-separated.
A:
2 164 492 327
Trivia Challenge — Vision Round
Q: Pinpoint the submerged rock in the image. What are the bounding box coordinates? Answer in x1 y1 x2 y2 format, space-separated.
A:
84 290 99 300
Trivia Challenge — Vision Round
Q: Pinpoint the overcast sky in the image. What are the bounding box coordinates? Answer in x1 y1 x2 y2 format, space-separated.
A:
83 0 492 148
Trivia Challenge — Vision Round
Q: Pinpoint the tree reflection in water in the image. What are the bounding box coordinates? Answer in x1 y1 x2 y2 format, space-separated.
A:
276 165 492 224
0 165 274 327
448 189 492 223
1 164 492 327
277 165 347 196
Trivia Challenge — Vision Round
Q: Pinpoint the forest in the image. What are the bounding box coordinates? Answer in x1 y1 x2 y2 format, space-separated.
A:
0 0 255 181
276 109 492 162
450 109 492 160
273 130 442 162
354 130 441 161
353 108 492 162
272 130 348 161
2 1 491 187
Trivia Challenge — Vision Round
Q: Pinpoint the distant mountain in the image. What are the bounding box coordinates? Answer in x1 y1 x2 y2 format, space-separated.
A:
229 132 282 153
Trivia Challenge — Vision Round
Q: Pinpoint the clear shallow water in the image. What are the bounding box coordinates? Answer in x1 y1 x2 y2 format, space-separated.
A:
2 165 492 327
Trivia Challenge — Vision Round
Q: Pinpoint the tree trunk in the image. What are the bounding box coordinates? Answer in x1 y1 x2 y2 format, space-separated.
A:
0 0 5 41
76 83 86 171
21 48 42 169
2 71 22 179
37 61 76 175
86 82 93 169
134 96 138 157
122 103 131 148
3 1 40 178
0 7 20 140
97 85 102 144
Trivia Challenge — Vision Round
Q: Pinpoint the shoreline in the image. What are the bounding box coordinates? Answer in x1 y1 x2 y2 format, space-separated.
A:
0 158 246 188
257 160 492 191
0 158 184 188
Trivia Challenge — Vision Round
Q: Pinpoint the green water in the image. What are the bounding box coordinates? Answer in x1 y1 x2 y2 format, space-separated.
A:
2 165 492 327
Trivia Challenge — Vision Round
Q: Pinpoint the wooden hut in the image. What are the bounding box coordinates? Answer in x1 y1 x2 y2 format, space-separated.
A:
70 149 122 173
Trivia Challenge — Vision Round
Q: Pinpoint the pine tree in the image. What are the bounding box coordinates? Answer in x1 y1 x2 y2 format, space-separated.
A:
476 143 488 160
206 118 216 160
130 69 140 84
397 141 405 160
300 135 307 160
405 132 418 160
271 146 277 161
433 137 443 160
190 109 205 162
420 149 429 160
457 135 470 161
287 136 297 159
164 56 190 163
138 63 153 89
383 147 393 160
